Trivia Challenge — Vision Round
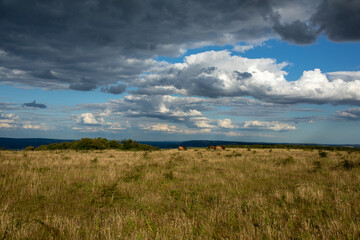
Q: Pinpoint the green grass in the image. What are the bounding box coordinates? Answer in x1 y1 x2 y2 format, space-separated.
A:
0 148 360 239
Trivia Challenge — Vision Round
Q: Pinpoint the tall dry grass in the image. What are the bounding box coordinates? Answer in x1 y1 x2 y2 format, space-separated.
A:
0 148 360 239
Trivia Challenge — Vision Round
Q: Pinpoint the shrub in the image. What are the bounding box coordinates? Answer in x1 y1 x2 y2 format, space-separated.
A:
164 171 174 180
319 151 327 158
24 146 35 151
109 140 121 149
35 145 48 151
27 138 159 151
278 156 295 166
226 152 242 158
122 139 134 150
335 159 358 170
312 160 322 170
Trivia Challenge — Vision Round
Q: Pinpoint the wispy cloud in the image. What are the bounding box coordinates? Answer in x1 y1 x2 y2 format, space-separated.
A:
334 108 360 121
243 120 296 131
0 111 50 130
0 112 18 128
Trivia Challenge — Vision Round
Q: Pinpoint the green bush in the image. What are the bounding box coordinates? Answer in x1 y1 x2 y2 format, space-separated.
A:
319 151 327 158
35 145 48 151
25 138 159 151
109 140 122 149
24 146 35 151
278 156 295 166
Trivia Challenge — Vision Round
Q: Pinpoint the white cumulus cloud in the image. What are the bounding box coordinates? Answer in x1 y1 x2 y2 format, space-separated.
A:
143 123 211 135
218 119 235 129
134 50 360 105
76 113 104 125
243 120 296 131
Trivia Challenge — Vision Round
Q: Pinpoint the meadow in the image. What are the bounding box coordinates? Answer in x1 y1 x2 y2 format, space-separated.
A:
0 148 359 239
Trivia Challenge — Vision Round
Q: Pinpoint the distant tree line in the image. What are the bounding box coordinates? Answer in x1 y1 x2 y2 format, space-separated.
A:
24 138 160 151
224 144 360 152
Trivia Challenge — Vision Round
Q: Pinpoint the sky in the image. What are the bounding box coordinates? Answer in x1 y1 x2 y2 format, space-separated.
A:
0 0 360 144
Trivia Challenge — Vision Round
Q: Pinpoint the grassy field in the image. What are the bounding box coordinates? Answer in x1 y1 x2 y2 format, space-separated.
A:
0 148 360 239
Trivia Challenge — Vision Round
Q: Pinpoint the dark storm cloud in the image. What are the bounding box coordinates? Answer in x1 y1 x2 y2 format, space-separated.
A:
101 84 127 95
272 19 319 44
23 100 47 109
0 0 359 91
31 70 59 80
271 0 360 44
69 82 97 91
0 0 274 90
312 0 360 42
133 64 255 98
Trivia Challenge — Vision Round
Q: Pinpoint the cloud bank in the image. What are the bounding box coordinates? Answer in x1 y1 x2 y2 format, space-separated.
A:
133 50 360 105
0 0 359 92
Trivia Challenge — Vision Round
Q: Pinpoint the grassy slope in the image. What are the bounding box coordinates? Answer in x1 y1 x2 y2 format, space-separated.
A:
0 148 360 239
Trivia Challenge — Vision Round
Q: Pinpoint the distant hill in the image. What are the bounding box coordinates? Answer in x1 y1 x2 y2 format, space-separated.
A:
0 137 359 150
139 141 182 149
0 138 73 150
141 140 263 148
123 140 360 149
